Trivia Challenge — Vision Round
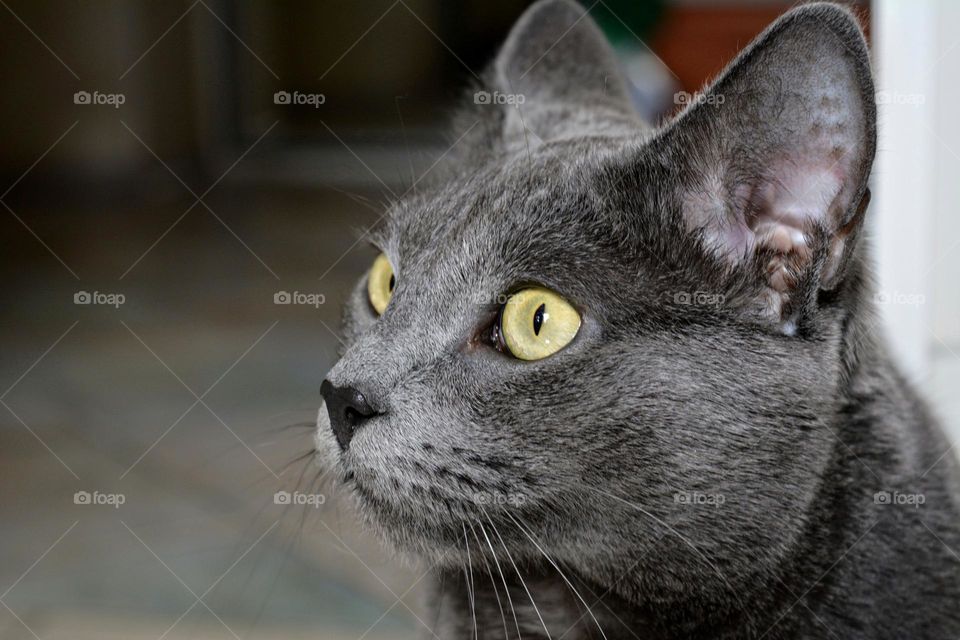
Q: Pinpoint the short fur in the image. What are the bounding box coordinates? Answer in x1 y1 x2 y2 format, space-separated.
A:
318 2 960 638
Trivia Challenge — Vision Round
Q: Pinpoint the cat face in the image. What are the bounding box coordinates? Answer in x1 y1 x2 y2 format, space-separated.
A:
320 0 876 597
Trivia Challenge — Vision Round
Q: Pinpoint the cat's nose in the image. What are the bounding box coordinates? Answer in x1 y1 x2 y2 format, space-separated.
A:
320 379 378 451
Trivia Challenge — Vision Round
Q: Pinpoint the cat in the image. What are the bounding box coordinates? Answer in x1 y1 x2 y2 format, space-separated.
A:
315 1 960 638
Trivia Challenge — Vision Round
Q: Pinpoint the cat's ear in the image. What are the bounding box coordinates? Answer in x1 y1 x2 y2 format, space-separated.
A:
490 0 642 146
660 3 876 327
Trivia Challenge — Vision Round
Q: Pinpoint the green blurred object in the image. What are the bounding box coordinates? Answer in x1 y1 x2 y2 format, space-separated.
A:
587 0 665 45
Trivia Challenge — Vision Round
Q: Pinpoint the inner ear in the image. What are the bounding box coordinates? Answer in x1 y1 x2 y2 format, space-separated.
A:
733 153 849 294
661 3 876 327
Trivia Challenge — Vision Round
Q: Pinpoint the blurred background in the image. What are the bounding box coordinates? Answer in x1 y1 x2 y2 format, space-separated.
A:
1 1 957 638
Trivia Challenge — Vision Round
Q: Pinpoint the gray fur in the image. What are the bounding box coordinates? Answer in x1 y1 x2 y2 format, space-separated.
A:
319 1 960 637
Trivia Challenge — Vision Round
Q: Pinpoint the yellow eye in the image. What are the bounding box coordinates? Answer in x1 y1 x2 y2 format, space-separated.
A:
367 253 395 315
501 287 581 360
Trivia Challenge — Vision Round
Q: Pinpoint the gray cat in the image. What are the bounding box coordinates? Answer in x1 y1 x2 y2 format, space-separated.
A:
315 1 960 637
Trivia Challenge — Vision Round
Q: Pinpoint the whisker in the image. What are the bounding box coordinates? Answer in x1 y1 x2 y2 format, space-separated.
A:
504 509 607 640
481 505 551 639
583 486 752 623
244 520 301 634
504 75 533 165
262 421 318 433
478 519 522 639
328 184 385 215
276 448 317 476
469 521 510 640
394 95 418 194
431 566 447 636
463 523 479 640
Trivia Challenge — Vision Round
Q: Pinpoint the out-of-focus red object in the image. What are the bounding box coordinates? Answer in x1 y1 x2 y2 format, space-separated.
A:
651 3 871 94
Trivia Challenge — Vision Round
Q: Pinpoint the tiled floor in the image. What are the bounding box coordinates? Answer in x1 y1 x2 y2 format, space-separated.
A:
0 185 424 639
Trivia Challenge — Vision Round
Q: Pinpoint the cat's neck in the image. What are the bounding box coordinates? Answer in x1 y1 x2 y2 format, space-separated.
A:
427 563 653 639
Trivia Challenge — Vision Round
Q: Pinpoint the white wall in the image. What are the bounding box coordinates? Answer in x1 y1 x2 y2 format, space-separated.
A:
932 1 960 349
874 0 960 443
871 0 938 382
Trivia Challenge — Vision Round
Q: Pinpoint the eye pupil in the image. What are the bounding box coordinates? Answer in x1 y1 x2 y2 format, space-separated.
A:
388 274 395 292
532 303 545 336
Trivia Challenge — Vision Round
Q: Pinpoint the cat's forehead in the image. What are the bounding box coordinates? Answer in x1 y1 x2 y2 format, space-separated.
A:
380 143 611 270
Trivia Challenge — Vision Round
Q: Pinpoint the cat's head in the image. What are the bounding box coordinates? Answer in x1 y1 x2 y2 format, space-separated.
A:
319 0 875 602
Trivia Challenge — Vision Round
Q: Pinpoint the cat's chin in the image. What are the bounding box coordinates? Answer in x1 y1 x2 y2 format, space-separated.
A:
344 488 471 565
335 468 501 567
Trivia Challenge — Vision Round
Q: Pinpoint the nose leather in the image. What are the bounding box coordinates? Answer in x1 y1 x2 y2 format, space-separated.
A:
320 379 378 450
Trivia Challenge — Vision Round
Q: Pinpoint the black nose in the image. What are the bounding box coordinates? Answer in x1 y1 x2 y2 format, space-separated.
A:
320 379 378 450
